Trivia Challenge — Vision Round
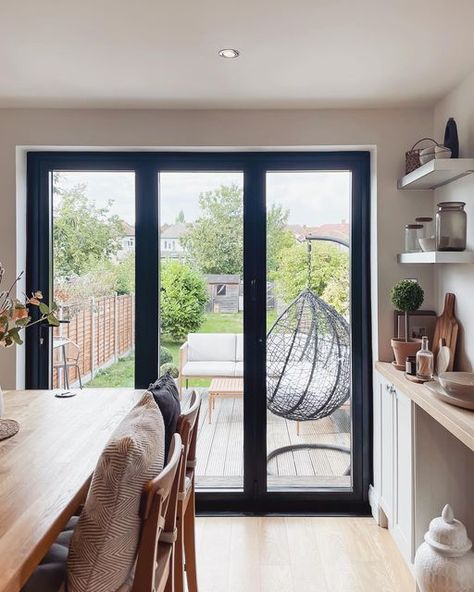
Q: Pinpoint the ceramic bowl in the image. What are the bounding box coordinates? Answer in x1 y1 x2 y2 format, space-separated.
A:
438 372 474 401
419 237 436 252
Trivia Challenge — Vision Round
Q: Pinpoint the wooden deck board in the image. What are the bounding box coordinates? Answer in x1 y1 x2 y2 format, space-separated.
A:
184 390 351 489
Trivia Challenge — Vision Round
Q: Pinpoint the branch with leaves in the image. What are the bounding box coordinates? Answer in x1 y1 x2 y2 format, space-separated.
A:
0 265 59 348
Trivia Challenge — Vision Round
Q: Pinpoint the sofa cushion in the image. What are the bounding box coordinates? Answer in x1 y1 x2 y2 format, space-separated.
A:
235 334 243 362
187 333 236 362
67 392 165 592
183 361 236 377
234 362 244 377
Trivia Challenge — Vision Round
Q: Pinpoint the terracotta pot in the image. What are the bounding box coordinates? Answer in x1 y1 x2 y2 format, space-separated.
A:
391 338 422 369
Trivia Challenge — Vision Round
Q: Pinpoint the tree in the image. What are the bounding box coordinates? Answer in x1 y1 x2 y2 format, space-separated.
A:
160 260 208 340
274 241 350 316
175 210 185 224
53 184 124 277
266 204 296 278
182 185 296 277
182 184 243 275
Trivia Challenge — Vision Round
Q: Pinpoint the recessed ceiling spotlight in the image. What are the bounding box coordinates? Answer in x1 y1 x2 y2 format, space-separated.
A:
218 48 240 59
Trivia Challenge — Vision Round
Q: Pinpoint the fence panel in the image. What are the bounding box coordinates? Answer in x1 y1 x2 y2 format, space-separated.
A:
52 293 135 388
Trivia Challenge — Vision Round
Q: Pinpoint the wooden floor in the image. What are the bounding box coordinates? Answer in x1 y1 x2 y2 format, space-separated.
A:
195 516 416 592
191 390 351 489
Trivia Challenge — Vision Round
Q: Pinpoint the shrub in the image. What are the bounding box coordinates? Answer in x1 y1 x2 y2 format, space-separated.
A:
159 346 173 365
160 260 208 341
160 363 179 378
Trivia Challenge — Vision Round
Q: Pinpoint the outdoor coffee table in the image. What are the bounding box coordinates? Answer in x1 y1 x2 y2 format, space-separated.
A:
208 377 243 424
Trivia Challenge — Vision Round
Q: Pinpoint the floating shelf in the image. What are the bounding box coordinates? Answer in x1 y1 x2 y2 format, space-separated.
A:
397 251 474 264
398 158 474 190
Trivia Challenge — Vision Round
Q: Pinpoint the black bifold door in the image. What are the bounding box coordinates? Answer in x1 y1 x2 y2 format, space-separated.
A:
27 151 371 513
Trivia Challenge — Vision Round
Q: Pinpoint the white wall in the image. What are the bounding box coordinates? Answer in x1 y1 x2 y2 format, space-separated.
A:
434 71 474 370
0 108 434 387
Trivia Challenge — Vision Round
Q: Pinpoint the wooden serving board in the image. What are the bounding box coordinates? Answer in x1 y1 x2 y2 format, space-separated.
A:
432 293 459 372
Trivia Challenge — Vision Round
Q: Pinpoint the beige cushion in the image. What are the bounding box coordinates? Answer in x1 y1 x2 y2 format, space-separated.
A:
67 392 165 592
182 361 236 377
187 333 236 362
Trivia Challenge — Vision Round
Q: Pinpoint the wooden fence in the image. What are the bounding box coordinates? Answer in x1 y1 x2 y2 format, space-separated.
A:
52 293 135 388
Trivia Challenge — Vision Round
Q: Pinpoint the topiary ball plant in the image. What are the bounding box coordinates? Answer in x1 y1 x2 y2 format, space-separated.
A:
390 279 424 342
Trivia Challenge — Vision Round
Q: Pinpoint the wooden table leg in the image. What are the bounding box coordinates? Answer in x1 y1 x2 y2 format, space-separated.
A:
208 393 213 424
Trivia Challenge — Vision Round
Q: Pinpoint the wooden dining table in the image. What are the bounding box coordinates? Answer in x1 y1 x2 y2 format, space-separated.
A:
0 387 144 592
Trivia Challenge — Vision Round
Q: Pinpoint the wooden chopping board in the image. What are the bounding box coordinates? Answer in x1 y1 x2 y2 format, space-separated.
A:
432 293 459 372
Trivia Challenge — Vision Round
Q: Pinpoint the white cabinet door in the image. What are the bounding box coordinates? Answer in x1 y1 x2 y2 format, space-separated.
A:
392 386 414 564
380 378 394 525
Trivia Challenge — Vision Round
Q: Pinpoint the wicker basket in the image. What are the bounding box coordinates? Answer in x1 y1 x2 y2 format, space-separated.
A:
405 138 439 174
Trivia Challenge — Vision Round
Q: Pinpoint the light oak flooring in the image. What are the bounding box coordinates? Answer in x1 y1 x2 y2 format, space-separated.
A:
191 390 351 489
195 516 415 592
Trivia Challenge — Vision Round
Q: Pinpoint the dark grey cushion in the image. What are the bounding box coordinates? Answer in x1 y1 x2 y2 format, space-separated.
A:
148 371 181 459
22 563 66 592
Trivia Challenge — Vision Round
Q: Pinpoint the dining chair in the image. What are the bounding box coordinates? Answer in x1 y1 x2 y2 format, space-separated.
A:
175 390 202 592
22 433 183 592
53 339 83 389
132 431 184 592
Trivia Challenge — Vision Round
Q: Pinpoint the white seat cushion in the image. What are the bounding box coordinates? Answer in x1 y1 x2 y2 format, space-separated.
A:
235 334 243 362
67 392 165 592
183 361 236 377
234 362 243 377
187 333 236 362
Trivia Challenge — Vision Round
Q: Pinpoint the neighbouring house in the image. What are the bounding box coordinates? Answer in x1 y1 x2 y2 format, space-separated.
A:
160 223 187 260
205 274 240 313
118 221 135 259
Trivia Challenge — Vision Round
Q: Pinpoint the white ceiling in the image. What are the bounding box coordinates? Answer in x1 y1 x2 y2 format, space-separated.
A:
2 0 474 109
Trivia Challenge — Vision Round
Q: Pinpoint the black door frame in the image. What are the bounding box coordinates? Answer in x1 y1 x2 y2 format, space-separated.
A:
26 150 372 515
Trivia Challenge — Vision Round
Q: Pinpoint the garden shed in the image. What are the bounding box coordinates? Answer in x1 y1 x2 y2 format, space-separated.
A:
205 274 241 313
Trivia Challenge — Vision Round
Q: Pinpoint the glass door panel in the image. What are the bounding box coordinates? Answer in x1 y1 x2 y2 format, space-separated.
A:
158 171 244 490
51 171 135 390
266 171 352 490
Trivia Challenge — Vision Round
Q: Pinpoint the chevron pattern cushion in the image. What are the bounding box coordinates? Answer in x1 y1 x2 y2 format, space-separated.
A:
67 392 165 592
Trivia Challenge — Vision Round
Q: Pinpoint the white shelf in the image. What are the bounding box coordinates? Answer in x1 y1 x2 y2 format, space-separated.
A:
398 158 474 190
397 251 474 264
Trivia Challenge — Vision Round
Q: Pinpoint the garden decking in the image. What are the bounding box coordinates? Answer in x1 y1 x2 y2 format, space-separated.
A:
184 390 351 489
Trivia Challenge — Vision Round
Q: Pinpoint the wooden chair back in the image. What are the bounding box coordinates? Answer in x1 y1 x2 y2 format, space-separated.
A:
176 391 201 495
132 433 184 592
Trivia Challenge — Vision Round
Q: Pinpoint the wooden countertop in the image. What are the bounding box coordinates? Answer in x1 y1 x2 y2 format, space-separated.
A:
375 362 474 452
0 388 144 592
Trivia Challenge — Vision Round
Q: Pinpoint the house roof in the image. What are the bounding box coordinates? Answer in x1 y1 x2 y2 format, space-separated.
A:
204 274 240 284
161 223 188 239
121 221 135 237
287 221 349 242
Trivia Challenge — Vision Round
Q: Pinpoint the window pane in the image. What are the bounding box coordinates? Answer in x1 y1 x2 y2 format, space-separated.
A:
51 171 135 389
266 171 352 490
159 171 244 489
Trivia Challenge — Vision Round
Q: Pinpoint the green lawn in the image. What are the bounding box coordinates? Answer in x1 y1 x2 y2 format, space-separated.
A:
86 311 278 389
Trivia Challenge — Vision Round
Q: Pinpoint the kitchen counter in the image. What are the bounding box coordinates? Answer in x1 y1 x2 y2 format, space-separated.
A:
375 361 474 452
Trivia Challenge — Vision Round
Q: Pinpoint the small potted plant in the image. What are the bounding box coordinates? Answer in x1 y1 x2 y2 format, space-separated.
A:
390 279 424 369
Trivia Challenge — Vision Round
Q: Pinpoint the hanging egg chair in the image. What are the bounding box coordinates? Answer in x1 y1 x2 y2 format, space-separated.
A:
266 235 351 474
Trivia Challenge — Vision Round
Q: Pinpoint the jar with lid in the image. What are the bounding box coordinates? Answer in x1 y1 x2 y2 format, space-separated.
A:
436 202 467 251
405 224 423 252
415 217 434 239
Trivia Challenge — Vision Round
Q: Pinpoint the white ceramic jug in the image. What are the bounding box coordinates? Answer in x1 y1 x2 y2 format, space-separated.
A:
415 505 474 592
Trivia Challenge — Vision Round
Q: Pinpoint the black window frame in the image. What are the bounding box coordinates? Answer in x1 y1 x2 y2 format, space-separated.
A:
26 150 372 515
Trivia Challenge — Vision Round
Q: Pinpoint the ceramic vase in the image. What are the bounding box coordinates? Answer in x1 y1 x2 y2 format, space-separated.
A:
415 505 474 592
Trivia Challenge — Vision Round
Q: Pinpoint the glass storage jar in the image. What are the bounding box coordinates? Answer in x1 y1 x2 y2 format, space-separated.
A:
436 202 467 251
405 224 423 252
415 217 434 239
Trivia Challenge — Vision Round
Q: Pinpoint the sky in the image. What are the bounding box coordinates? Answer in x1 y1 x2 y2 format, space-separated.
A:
54 170 351 227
